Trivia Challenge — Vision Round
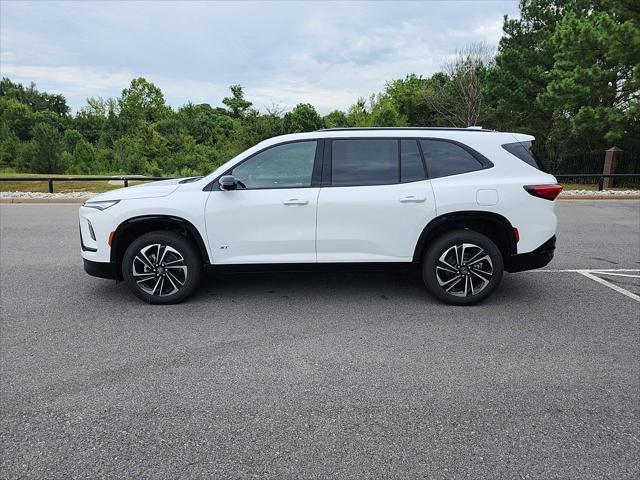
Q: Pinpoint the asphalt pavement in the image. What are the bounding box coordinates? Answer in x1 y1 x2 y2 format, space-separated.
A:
1 200 639 479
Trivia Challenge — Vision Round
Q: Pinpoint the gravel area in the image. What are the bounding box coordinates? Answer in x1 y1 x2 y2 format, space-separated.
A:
0 191 98 201
560 189 640 197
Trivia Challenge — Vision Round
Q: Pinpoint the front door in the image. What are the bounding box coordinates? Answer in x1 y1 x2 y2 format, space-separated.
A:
205 140 320 264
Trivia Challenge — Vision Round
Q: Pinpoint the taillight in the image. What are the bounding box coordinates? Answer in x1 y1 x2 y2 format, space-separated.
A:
524 184 563 201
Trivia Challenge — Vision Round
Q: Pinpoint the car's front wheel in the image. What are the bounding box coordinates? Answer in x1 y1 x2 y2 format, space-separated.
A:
122 231 202 304
423 230 504 305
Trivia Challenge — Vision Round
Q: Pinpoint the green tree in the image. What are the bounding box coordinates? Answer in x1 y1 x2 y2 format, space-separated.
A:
540 9 640 150
0 97 34 141
346 98 370 127
370 95 406 127
486 0 612 157
323 110 348 128
0 78 69 116
282 103 324 133
113 136 145 174
63 129 83 153
119 77 170 132
176 102 237 145
0 129 20 168
222 85 252 118
384 74 445 126
75 97 111 144
71 139 97 173
27 123 66 173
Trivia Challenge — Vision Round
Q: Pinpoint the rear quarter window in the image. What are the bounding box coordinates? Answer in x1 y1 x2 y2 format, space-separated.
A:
419 139 484 178
502 141 545 171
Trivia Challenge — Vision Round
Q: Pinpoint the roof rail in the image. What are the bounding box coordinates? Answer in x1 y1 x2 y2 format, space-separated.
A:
317 127 494 132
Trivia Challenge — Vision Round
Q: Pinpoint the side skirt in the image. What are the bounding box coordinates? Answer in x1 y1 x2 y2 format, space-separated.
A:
205 262 419 275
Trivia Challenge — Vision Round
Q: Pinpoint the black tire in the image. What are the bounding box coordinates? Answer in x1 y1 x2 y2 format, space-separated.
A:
422 230 504 306
122 231 202 304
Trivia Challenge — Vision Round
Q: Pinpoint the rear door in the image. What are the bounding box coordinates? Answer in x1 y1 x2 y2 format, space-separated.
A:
316 138 437 262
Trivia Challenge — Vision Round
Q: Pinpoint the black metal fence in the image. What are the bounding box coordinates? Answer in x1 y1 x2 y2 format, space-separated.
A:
554 174 640 190
0 176 171 193
540 150 640 187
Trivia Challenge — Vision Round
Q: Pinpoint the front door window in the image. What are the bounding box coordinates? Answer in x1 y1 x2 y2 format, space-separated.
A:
231 141 317 189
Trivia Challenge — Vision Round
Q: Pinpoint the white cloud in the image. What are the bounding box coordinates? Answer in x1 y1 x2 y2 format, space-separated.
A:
0 1 520 113
0 64 132 95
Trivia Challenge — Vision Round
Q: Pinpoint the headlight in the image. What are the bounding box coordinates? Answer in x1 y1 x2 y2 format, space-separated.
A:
83 200 120 211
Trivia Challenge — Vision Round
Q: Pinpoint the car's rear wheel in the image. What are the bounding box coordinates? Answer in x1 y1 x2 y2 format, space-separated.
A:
122 231 202 304
423 230 504 305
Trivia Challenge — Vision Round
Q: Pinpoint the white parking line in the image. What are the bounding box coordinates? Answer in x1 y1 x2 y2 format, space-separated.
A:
537 269 640 273
591 271 640 278
577 271 640 302
532 268 640 302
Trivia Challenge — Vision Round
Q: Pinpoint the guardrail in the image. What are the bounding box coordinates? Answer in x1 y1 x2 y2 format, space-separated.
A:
0 176 172 193
0 174 638 193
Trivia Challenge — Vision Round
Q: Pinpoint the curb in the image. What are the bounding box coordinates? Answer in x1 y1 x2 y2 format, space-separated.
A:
558 196 640 200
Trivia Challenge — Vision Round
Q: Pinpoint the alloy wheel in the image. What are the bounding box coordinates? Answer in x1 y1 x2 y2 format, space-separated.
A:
435 243 494 297
132 244 188 296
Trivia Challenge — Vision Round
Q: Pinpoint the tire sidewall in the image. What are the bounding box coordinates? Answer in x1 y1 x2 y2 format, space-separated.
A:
423 230 504 306
122 231 201 304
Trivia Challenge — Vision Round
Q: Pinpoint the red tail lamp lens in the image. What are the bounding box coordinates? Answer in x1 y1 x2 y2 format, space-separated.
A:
524 184 563 201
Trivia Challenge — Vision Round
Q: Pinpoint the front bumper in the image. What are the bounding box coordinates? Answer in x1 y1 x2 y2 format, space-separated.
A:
80 223 118 279
83 258 118 280
506 235 556 273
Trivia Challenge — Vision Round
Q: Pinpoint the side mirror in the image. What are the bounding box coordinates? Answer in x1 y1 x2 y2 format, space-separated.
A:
219 175 237 191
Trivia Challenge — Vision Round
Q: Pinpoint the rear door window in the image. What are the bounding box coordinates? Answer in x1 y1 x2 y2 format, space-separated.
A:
400 139 426 183
419 139 483 178
331 139 398 186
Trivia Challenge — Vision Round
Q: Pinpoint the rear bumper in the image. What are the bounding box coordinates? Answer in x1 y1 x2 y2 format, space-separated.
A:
83 259 118 280
506 235 556 273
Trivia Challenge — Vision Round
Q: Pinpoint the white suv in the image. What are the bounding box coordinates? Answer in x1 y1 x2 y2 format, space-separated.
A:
80 128 561 305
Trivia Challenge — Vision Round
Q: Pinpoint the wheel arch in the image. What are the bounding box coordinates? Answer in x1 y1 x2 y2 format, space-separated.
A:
413 211 517 267
110 215 210 279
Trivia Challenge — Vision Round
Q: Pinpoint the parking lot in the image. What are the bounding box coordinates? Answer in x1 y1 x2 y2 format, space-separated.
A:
1 200 638 479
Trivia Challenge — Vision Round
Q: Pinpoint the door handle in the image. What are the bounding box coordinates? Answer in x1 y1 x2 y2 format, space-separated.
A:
399 195 426 203
283 198 309 206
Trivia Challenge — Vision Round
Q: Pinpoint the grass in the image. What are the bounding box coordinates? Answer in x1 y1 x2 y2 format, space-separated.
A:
560 183 638 191
0 172 148 193
561 183 601 191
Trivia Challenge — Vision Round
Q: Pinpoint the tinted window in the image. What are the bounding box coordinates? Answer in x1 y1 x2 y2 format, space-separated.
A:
401 139 426 183
231 141 316 189
502 141 545 170
420 139 483 178
332 139 398 186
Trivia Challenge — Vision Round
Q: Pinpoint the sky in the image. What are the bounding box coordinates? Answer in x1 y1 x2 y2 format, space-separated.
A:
0 0 520 114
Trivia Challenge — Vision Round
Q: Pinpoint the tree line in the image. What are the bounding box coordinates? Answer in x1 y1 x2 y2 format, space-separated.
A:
0 0 638 177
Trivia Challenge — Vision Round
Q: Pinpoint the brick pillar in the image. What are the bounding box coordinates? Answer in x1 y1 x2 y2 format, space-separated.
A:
603 147 623 189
